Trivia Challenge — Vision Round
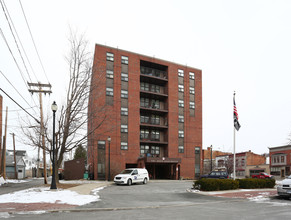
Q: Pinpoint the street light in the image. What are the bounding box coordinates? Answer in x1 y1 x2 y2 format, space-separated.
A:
50 101 58 190
107 136 111 181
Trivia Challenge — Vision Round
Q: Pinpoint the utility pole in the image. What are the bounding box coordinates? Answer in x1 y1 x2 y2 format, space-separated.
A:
1 107 8 178
28 82 52 184
10 133 17 179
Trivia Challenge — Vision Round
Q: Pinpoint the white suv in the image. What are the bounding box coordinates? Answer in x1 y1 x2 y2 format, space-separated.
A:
114 168 149 185
277 175 291 198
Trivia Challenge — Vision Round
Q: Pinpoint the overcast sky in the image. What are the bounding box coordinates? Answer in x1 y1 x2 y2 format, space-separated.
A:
1 0 291 157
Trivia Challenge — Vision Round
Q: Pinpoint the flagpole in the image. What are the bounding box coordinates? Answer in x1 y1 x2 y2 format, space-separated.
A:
233 125 236 180
233 91 236 180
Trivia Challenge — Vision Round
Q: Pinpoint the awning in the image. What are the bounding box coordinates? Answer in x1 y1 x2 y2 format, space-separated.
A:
143 157 181 164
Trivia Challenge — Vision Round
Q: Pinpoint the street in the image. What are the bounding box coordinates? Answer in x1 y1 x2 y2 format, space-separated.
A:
4 180 291 220
0 178 43 195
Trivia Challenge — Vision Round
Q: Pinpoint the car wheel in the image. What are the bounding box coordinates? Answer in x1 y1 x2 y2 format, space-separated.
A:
127 179 132 186
143 178 147 184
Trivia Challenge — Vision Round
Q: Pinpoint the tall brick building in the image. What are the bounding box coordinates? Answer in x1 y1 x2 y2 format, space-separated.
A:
0 95 2 169
88 44 202 180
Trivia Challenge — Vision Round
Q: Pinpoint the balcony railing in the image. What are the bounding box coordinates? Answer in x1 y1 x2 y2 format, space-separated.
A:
140 66 167 79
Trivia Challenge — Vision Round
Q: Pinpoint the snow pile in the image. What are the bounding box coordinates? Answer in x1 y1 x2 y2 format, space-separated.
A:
0 177 6 186
59 180 107 184
0 187 102 205
6 179 29 184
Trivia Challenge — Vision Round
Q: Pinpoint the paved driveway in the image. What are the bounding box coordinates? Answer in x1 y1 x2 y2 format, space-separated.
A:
0 178 43 195
7 180 291 220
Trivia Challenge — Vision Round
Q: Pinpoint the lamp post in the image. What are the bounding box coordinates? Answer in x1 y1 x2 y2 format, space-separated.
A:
107 136 111 181
50 101 58 190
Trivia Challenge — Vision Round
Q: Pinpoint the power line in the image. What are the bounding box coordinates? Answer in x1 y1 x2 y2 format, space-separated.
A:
0 70 37 113
0 28 39 111
1 0 39 82
0 87 40 124
0 28 28 86
0 0 33 83
18 0 50 85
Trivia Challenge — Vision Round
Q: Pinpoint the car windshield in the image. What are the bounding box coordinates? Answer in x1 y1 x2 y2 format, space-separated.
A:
287 175 291 179
121 169 133 174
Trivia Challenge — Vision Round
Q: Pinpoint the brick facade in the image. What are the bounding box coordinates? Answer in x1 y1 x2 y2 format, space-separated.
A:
269 145 291 177
88 44 202 180
215 151 266 178
202 147 231 174
0 95 2 169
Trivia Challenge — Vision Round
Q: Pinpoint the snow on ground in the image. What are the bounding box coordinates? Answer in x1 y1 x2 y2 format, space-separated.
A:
0 187 103 205
6 179 30 184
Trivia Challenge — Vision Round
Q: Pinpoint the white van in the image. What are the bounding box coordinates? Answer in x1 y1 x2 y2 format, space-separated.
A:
114 168 149 185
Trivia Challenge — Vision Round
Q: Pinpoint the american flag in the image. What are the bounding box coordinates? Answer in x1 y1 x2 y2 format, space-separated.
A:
233 94 241 131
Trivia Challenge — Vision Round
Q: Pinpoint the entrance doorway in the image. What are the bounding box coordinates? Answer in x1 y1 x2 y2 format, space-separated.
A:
146 163 177 179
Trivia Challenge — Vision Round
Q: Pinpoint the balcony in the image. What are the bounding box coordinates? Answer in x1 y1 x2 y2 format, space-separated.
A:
140 116 168 129
140 98 168 113
140 65 168 85
140 133 168 145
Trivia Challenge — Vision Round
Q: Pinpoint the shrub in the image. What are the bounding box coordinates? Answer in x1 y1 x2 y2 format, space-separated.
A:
193 178 275 191
237 178 275 189
194 179 239 191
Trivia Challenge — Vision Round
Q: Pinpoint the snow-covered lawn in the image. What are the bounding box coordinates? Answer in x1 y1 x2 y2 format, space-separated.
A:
0 186 103 205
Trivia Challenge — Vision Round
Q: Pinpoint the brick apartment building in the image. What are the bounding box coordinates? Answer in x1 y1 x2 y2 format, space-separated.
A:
0 95 2 169
215 151 266 178
88 44 202 180
269 145 291 178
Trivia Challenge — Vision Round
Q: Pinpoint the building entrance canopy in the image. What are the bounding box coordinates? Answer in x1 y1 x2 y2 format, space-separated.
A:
144 157 181 164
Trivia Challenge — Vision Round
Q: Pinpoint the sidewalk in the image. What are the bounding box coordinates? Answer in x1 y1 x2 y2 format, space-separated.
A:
0 181 113 214
190 188 278 199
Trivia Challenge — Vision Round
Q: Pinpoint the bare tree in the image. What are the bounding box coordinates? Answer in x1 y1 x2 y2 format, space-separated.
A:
21 30 112 184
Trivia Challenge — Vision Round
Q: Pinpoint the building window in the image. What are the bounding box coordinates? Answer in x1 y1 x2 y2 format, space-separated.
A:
141 115 150 123
140 129 149 139
189 72 195 79
281 156 285 163
190 87 195 94
151 100 160 109
190 102 195 109
121 142 128 150
106 88 113 96
195 147 200 154
178 130 184 138
178 115 184 123
178 85 184 92
106 52 114 61
121 90 128 98
121 107 128 116
178 69 184 77
178 100 184 108
140 97 150 108
121 56 128 64
106 70 114 78
151 146 160 156
151 130 160 141
140 145 150 155
121 125 128 133
178 145 184 153
121 73 128 81
141 82 150 91
151 84 160 93
151 115 160 125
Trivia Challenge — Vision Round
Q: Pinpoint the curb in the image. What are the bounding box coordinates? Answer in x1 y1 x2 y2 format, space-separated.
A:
4 199 243 215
